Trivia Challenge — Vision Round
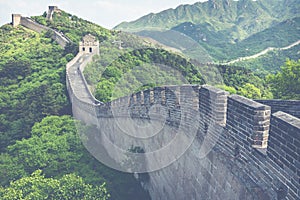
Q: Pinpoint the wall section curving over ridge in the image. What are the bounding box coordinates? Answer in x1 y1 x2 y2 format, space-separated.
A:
63 31 300 200
12 14 71 47
66 50 300 198
11 9 300 199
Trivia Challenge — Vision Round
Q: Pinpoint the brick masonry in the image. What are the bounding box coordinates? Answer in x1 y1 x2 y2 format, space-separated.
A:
12 11 71 47
65 40 300 199
256 100 300 118
12 11 299 199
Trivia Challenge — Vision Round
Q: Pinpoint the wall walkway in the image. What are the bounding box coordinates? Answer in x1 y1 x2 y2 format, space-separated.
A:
14 13 300 199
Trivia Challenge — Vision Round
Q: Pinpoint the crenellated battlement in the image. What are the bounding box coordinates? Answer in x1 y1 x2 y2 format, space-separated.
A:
12 7 71 47
46 6 59 20
66 40 300 198
10 7 299 198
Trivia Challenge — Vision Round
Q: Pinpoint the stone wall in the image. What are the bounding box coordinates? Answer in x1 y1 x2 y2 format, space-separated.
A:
12 8 300 199
46 6 58 20
12 15 71 48
20 17 47 33
12 14 21 27
66 52 300 198
63 36 300 199
227 95 271 149
13 12 298 199
67 70 300 199
256 100 300 118
267 112 300 199
66 52 101 127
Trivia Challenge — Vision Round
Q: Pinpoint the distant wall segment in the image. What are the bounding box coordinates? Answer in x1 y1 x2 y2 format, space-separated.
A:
11 9 299 199
46 6 59 20
12 14 71 48
65 43 300 199
256 99 300 118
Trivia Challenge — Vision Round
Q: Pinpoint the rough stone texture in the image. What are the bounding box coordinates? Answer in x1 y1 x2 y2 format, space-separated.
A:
63 35 300 200
12 14 21 27
79 34 100 55
199 85 229 126
227 95 271 149
12 14 71 47
46 6 58 20
268 111 300 199
256 100 300 118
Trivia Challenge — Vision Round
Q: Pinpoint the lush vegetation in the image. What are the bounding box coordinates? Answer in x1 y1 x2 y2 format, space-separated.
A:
136 30 213 63
0 24 70 150
85 47 273 102
231 44 300 73
115 0 300 35
0 115 150 199
32 11 112 44
1 5 299 200
267 59 300 100
0 170 109 200
171 17 300 61
214 64 273 99
0 11 151 200
85 48 205 102
116 0 300 72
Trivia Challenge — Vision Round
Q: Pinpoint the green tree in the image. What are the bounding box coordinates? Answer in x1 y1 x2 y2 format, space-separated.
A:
7 116 83 177
0 170 110 200
237 83 262 99
216 85 237 94
95 80 114 102
0 153 27 186
3 115 150 200
0 25 69 150
267 59 300 99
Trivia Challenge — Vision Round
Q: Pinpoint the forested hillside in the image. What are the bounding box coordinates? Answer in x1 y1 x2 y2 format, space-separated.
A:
0 11 151 200
115 0 300 72
84 47 274 102
1 5 299 200
115 0 300 35
0 24 69 149
172 17 300 61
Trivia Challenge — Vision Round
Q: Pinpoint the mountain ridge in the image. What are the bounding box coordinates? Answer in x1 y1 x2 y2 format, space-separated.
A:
114 0 300 71
115 0 300 38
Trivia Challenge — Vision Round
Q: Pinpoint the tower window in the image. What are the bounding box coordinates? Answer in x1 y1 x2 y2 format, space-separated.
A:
82 47 85 51
89 47 92 53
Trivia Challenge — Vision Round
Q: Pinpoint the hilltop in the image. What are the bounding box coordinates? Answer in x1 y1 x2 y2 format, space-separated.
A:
114 0 300 71
0 9 151 200
115 0 300 38
1 5 299 200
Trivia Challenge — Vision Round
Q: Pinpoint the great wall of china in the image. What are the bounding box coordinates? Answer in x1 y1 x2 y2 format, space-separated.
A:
11 7 300 200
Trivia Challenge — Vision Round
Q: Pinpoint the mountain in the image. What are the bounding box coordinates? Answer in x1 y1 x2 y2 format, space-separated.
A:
0 10 152 200
115 0 300 39
1 7 270 200
114 0 300 71
172 17 300 60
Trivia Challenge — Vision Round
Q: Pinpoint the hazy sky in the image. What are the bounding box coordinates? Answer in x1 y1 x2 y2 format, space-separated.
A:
0 0 207 29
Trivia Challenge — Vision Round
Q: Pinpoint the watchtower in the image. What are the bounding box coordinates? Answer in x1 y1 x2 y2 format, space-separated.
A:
47 6 58 20
79 34 100 55
12 14 22 27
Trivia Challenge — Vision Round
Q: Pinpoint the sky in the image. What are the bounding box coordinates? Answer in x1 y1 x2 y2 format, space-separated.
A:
0 0 207 29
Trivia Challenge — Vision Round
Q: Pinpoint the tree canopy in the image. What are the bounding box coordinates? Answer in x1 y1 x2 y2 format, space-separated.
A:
267 59 300 99
0 170 110 200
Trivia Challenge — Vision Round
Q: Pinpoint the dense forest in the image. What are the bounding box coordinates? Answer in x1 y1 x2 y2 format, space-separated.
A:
0 7 299 200
0 11 151 200
84 47 276 102
116 0 300 73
